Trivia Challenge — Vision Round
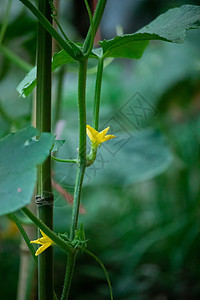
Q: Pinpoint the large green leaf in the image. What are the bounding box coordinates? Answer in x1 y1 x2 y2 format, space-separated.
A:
0 127 54 216
99 5 200 59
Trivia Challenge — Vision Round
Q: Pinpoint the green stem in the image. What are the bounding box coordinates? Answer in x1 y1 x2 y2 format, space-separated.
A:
88 57 113 75
85 58 104 167
0 45 32 72
92 58 104 130
86 144 98 167
51 156 77 164
19 0 82 60
0 0 12 44
70 59 88 239
61 59 88 299
83 0 94 57
52 15 70 43
61 252 77 300
21 207 73 254
7 213 37 263
83 0 107 55
70 165 86 240
77 60 87 166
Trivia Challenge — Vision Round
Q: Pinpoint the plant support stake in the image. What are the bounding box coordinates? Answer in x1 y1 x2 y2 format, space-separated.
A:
36 1 54 299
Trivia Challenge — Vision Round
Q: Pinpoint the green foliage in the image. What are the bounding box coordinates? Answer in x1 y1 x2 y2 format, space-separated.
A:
17 48 99 97
1 1 200 299
99 5 200 58
0 127 54 215
16 67 36 97
17 5 200 97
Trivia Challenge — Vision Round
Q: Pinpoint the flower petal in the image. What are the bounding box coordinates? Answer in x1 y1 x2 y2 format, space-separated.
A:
103 134 116 142
86 125 99 143
98 127 110 139
30 238 43 245
40 230 49 238
35 242 52 256
98 128 111 143
86 125 116 145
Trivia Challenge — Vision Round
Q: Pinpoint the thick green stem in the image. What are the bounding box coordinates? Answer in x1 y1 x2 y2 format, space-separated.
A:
61 252 77 300
21 207 73 254
36 1 54 299
83 0 107 55
19 0 82 60
92 58 104 130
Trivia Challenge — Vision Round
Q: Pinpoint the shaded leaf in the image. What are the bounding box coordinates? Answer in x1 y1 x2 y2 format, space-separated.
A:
99 5 200 59
0 127 54 216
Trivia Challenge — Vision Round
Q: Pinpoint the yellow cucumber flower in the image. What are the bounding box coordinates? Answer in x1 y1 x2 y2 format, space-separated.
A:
30 230 54 256
86 125 116 146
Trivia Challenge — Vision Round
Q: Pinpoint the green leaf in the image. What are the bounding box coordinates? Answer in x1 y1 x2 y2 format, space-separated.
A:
0 127 54 216
99 5 200 59
16 50 75 97
51 49 76 70
99 37 149 59
17 48 99 98
17 67 37 98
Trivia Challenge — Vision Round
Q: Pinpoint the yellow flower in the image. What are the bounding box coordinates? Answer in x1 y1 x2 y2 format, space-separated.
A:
86 125 116 146
30 230 54 256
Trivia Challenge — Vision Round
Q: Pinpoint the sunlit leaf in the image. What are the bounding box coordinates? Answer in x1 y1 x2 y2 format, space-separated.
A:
99 5 200 59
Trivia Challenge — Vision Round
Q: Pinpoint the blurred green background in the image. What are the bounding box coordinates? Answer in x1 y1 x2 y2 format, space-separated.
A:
0 0 200 299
